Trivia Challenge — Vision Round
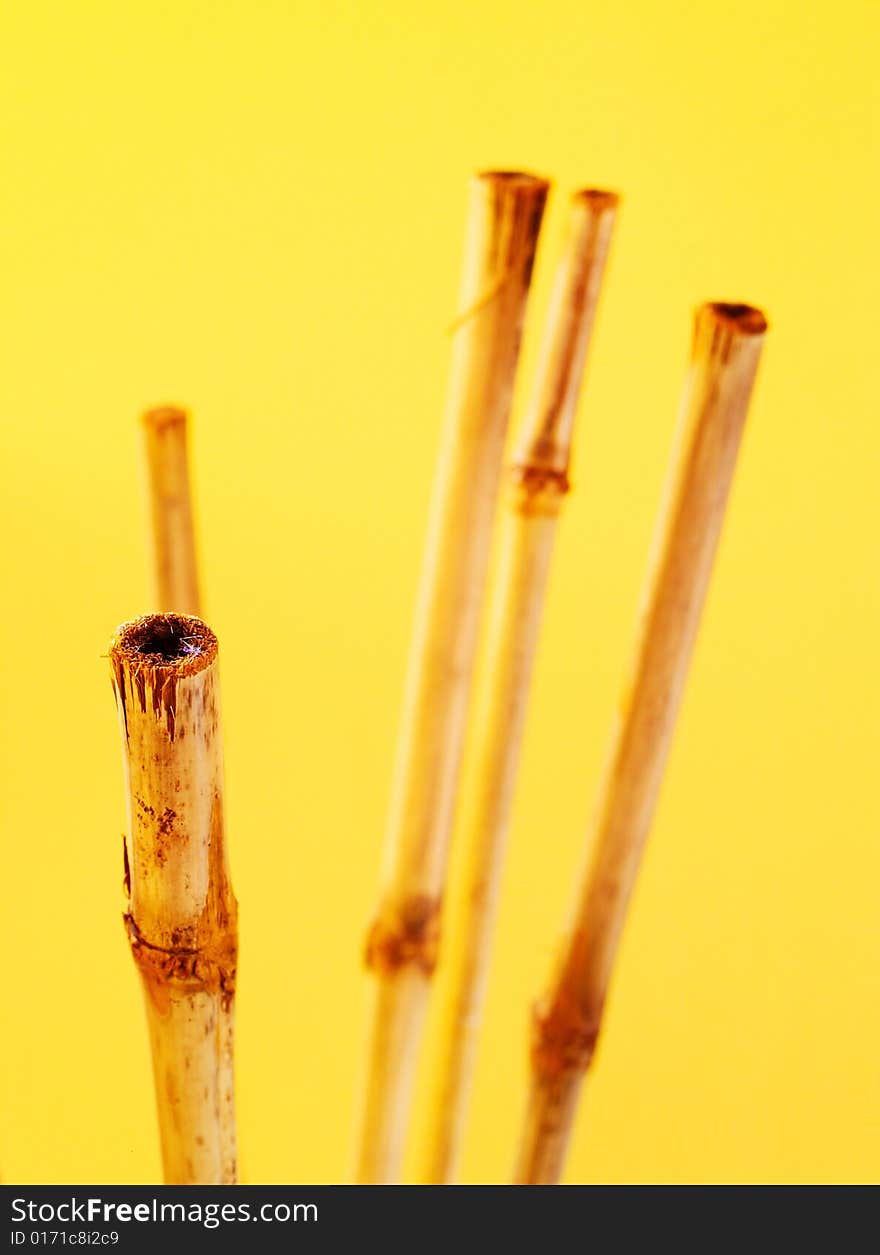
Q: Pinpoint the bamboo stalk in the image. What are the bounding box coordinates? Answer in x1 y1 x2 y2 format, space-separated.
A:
109 613 237 1185
514 301 768 1184
351 170 550 1184
141 406 201 615
421 189 619 1184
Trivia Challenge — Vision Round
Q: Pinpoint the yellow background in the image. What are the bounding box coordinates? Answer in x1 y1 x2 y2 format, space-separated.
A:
1 0 877 1185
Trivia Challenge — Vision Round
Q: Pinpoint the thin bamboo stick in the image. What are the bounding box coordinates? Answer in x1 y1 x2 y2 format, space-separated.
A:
351 171 550 1184
109 612 237 1185
514 301 768 1184
141 406 201 615
421 189 619 1184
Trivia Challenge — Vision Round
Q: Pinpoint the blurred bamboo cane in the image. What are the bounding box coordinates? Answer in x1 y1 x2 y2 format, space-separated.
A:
514 302 767 1184
142 406 201 614
352 171 549 1184
422 189 619 1183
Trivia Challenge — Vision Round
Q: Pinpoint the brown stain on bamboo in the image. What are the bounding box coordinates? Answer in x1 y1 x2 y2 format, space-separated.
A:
364 894 441 977
508 463 571 516
125 791 237 1015
530 957 604 1080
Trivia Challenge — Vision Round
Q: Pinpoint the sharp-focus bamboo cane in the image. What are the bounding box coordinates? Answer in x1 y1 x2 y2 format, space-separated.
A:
514 301 768 1184
110 613 237 1185
141 406 201 615
421 189 619 1184
351 171 550 1184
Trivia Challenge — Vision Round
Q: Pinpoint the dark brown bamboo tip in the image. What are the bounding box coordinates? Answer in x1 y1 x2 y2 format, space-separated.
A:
142 405 188 430
111 613 217 675
573 188 620 211
707 303 768 335
477 169 550 192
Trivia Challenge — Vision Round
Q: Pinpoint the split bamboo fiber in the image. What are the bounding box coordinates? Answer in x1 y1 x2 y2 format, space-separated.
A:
514 301 767 1184
142 406 201 615
422 189 619 1184
110 613 237 1185
352 171 549 1184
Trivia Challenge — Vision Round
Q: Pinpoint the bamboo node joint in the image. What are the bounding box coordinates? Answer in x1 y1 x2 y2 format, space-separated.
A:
125 913 238 1008
509 463 571 515
530 996 601 1079
364 895 442 976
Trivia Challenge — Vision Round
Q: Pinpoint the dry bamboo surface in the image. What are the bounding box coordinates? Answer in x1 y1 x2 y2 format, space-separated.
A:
110 613 237 1185
142 406 201 615
421 189 619 1184
514 301 767 1184
351 171 550 1184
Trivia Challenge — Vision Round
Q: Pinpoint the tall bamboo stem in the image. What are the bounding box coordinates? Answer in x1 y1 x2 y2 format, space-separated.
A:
421 189 619 1184
141 406 201 615
514 302 768 1184
110 613 237 1184
351 171 549 1184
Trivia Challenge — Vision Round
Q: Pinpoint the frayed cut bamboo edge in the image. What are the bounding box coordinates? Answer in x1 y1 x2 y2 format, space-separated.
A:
142 406 202 615
351 171 550 1184
110 613 237 1185
420 189 620 1184
514 301 768 1184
